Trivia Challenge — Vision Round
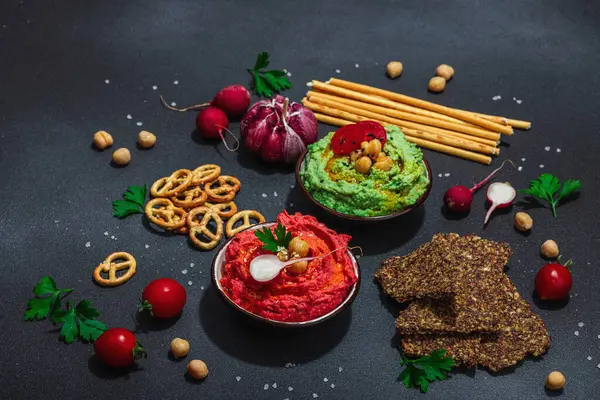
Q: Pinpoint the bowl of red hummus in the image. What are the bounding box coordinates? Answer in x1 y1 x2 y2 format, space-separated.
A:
211 211 360 327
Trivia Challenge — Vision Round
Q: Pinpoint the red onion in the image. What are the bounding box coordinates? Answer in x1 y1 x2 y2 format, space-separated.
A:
240 95 318 163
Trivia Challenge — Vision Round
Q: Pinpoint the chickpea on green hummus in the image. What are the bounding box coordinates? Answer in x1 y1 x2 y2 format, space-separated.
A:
300 126 429 216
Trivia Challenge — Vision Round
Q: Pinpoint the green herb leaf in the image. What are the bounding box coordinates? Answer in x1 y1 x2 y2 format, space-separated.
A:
51 300 106 343
51 304 79 344
254 223 293 253
397 350 454 393
78 319 107 342
112 200 143 218
519 173 581 217
112 185 147 218
123 185 147 208
248 52 292 97
25 277 72 321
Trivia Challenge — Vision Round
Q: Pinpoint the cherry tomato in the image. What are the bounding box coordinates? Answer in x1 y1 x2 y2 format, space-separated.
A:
94 328 146 368
535 262 572 300
141 278 187 318
357 120 387 146
331 124 365 155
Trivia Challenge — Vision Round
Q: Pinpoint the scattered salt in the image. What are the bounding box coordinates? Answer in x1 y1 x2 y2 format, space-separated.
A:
126 114 132 120
556 148 562 153
539 164 544 168
516 100 522 104
588 356 593 361
597 334 600 339
438 173 443 178
544 146 551 151
104 231 109 236
492 95 501 101
85 241 91 248
272 383 277 388
171 102 177 107
313 394 319 398
274 191 278 197
444 173 450 177
145 244 150 249
200 286 205 290
173 80 179 85
339 367 343 372
264 384 269 390
283 69 288 73
579 322 585 327
574 331 580 336
521 157 526 162
331 384 335 388
261 193 267 198
335 69 341 74
182 269 188 275
289 203 294 207
236 376 241 382
54 220 59 224
190 263 195 268
287 72 292 77
188 281 193 286
152 85 158 90
355 63 359 68
518 166 523 172
324 378 328 382
104 79 110 84
597 364 600 369
136 122 143 126
110 235 115 239
291 184 295 189
288 387 294 391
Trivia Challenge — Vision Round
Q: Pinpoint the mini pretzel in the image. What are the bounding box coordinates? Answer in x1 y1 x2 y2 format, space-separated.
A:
150 169 192 197
145 198 187 230
192 164 221 185
171 185 208 209
205 176 241 203
206 201 238 219
93 252 137 287
225 210 266 238
187 206 224 250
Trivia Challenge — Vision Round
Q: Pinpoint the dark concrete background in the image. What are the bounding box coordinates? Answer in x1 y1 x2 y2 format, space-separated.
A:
1 1 599 399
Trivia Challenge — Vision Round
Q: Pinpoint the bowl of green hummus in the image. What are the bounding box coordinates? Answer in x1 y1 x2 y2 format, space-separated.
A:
296 126 432 221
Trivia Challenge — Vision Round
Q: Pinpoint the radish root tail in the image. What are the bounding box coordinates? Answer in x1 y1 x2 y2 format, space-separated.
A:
215 125 240 152
159 95 210 112
471 159 516 191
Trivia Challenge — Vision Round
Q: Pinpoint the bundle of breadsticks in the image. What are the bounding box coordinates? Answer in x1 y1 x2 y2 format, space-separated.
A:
302 78 531 165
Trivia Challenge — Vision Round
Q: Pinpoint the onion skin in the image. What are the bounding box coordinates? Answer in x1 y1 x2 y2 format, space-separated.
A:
443 185 473 213
240 95 318 164
212 85 251 119
196 107 229 139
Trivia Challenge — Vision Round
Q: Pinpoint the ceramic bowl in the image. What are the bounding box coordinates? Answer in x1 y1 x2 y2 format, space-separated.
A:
211 222 360 328
295 150 432 221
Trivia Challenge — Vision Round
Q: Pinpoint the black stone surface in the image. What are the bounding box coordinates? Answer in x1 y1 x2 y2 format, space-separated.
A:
1 1 599 399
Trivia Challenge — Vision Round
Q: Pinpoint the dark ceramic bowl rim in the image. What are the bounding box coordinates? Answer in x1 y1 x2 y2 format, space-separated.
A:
294 149 433 221
210 222 361 328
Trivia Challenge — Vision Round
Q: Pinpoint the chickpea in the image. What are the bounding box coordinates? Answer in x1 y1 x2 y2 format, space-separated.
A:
93 130 113 150
368 139 382 159
288 237 309 257
545 371 565 390
514 212 533 232
428 76 446 93
435 64 455 80
286 260 308 275
277 249 290 262
187 359 208 380
386 61 403 79
170 338 190 359
373 156 394 171
355 156 372 174
349 149 363 162
138 130 156 149
541 240 559 259
360 141 371 154
112 148 131 165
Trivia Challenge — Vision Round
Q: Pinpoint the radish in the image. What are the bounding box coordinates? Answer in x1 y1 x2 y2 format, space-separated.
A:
484 182 516 224
195 106 239 151
160 85 251 119
443 160 513 213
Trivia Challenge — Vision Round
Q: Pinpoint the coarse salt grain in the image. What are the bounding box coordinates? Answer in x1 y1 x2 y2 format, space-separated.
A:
188 281 193 286
518 166 523 172
539 164 544 168
544 146 551 151
145 244 150 249
597 364 600 369
521 158 526 162
588 356 592 360
574 330 580 336
289 203 294 207
274 191 278 197
516 100 522 104
104 231 109 236
54 220 59 223
190 263 194 268
171 102 177 107
492 95 501 101
313 394 319 398
444 173 450 177
288 387 293 391
152 85 158 90
557 148 561 153
331 384 335 388
236 376 241 382
200 286 204 290
264 384 269 390
287 72 292 77
324 378 328 382
104 79 110 84
291 184 295 189
355 64 359 68
339 367 343 372
174 80 179 85
85 241 91 248
438 173 443 178
272 383 277 388
137 122 143 126
110 235 115 239
261 193 267 198
579 322 585 327
182 269 188 274
126 114 132 120
335 69 341 74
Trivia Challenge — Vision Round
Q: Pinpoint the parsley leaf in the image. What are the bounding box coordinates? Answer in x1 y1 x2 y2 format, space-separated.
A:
254 223 293 253
519 173 581 217
112 184 146 218
51 300 106 343
24 277 72 321
247 52 292 97
398 349 454 393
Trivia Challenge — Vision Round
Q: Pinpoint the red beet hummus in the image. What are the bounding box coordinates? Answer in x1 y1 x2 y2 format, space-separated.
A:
220 212 358 322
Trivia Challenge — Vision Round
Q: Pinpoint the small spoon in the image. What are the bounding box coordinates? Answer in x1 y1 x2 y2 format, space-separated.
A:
249 254 317 282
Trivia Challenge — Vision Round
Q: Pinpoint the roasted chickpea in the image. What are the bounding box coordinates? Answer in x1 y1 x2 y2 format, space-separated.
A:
435 64 455 80
286 261 308 275
428 76 446 93
545 371 565 390
514 212 533 232
360 141 370 154
541 240 559 259
368 139 382 159
93 130 113 150
138 130 156 149
288 237 309 258
350 149 363 162
373 156 394 171
355 156 372 174
187 359 208 380
112 148 131 166
170 338 190 359
386 61 403 79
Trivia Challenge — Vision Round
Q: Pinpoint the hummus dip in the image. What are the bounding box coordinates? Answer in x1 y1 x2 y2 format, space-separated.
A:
300 126 429 216
219 212 358 322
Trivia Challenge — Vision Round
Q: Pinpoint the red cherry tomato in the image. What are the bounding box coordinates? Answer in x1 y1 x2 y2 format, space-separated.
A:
94 328 146 368
357 120 387 145
534 262 572 300
141 278 187 318
331 124 365 155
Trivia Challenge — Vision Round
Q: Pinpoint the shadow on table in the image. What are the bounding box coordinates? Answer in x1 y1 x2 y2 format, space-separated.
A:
88 355 144 380
284 186 425 255
198 289 352 366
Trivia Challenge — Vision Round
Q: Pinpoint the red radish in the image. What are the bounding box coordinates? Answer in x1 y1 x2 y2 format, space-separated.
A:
195 106 239 151
331 124 366 155
484 182 516 224
444 160 513 213
160 85 251 119
535 259 573 300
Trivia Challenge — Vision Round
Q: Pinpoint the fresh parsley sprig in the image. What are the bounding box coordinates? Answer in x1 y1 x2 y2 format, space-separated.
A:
255 223 292 253
398 349 455 393
113 184 147 218
247 52 292 97
519 173 581 217
25 276 107 343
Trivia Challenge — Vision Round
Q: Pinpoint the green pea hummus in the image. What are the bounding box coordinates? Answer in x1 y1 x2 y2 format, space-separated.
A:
300 126 429 217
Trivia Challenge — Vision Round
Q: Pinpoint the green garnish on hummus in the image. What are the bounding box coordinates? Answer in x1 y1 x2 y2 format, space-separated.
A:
300 126 429 217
